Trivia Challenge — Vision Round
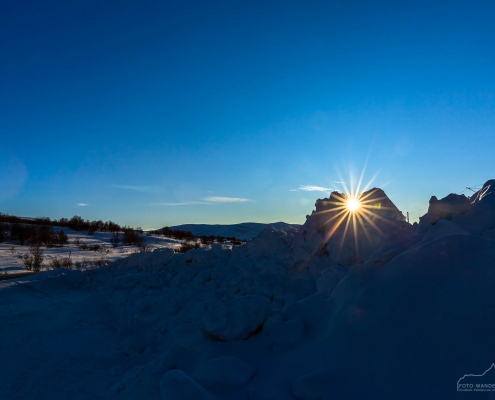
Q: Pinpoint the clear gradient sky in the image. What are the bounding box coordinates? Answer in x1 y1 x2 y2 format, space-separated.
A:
1 0 494 228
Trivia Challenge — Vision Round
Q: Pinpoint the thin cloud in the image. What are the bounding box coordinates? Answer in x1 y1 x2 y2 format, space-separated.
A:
299 185 333 192
150 197 251 205
149 201 210 206
113 185 161 193
77 203 89 207
204 196 250 203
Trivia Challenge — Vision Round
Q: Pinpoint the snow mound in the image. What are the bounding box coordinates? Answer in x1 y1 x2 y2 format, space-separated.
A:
202 295 271 341
267 318 305 347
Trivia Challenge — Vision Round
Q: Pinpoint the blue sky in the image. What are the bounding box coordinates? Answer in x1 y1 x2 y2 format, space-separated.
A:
1 0 494 228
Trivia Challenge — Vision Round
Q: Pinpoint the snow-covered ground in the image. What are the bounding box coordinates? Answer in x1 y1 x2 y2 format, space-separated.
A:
0 229 183 275
2 180 495 399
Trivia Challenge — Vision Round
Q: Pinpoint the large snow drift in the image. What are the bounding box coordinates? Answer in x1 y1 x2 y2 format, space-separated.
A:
2 181 495 399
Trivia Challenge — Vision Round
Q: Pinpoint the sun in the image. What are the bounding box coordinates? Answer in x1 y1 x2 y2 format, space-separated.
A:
310 165 393 260
347 197 360 211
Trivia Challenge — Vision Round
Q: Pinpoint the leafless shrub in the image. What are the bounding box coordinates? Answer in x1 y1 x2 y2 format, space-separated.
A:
89 244 101 252
139 244 152 253
91 257 109 267
23 244 44 271
50 252 73 269
174 241 201 253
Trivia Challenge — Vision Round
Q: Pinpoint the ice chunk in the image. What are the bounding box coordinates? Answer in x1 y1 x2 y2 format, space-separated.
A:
316 266 347 296
158 341 202 376
454 179 495 235
202 295 271 341
416 219 470 246
160 370 216 400
268 319 304 346
428 193 471 218
282 293 328 331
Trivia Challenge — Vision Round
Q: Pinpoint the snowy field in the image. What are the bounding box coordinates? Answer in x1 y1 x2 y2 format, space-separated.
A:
0 229 184 276
2 180 495 399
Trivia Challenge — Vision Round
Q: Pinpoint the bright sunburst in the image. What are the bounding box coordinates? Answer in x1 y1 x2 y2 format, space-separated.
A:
311 166 399 260
347 197 360 211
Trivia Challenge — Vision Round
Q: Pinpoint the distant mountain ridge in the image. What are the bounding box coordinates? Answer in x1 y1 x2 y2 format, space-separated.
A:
169 222 301 240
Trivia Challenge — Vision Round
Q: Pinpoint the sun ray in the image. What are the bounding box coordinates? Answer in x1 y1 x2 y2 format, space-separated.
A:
359 195 388 204
349 171 356 198
355 158 369 197
337 169 352 199
312 205 348 216
355 213 373 244
352 213 359 257
360 170 381 194
358 210 385 237
331 190 348 203
362 209 397 226
318 208 349 229
356 188 381 203
338 211 354 253
323 210 350 243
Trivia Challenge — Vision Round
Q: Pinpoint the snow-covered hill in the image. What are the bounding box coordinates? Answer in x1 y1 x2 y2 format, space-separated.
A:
169 222 301 240
2 180 495 399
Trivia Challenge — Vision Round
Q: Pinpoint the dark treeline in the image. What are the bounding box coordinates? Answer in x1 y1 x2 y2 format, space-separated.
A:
0 223 68 247
149 227 245 246
0 213 122 234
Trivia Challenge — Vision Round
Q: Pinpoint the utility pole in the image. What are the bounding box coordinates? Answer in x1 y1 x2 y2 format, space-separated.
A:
407 212 409 223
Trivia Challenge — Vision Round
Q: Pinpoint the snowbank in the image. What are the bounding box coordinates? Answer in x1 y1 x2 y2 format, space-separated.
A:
2 180 495 399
